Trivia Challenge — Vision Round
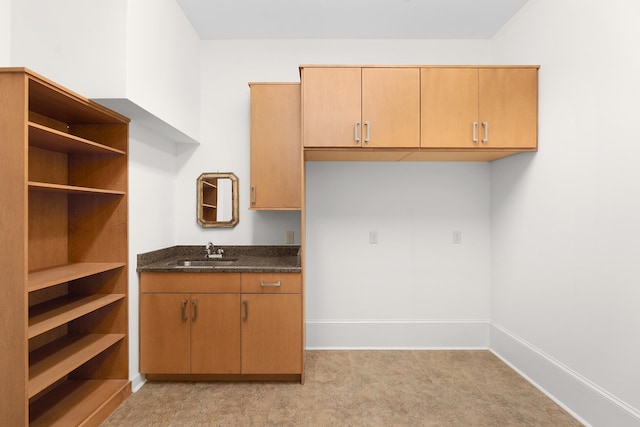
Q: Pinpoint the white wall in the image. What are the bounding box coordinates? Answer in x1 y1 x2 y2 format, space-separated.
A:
9 0 200 142
126 0 201 140
187 39 493 347
306 162 491 348
0 0 10 65
10 0 128 96
489 0 640 425
127 123 177 389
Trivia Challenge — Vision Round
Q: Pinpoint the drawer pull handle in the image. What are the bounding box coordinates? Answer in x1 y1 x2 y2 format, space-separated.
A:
260 280 281 287
242 300 248 321
192 299 198 321
181 299 188 320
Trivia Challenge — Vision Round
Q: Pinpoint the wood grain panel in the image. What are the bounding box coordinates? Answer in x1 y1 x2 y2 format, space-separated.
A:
28 333 124 398
0 70 29 427
479 68 538 148
249 83 301 209
140 294 190 374
421 67 479 148
362 67 420 148
242 294 302 374
241 272 302 294
140 272 241 293
191 294 241 374
29 379 131 427
302 67 361 147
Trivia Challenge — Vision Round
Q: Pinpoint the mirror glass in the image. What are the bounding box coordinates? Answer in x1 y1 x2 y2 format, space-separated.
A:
197 172 239 228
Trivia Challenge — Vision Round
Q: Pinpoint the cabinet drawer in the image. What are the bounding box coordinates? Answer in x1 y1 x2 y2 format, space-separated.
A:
140 272 240 293
241 273 301 294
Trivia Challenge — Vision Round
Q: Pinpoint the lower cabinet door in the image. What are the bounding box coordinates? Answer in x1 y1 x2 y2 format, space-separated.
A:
241 294 302 374
140 293 191 374
190 293 241 374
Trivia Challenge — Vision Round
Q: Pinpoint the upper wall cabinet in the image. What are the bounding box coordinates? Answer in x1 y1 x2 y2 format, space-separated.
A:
301 67 420 149
421 67 538 149
249 83 301 210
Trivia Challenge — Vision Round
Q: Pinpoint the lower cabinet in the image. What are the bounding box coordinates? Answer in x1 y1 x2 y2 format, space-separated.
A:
139 272 302 378
140 293 241 374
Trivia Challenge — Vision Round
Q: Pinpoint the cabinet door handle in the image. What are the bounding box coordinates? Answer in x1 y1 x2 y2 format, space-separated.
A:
472 122 479 143
242 300 248 321
364 121 370 143
260 280 281 287
192 299 198 321
251 185 256 204
482 121 489 143
354 121 360 143
181 299 188 320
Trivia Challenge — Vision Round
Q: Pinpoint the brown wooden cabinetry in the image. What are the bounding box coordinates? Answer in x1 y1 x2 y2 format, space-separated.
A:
301 67 420 149
139 271 302 379
241 273 303 374
139 273 241 375
0 68 130 426
249 83 301 210
421 67 538 149
140 293 241 374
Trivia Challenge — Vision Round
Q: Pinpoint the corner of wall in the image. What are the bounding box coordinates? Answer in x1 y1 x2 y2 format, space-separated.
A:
490 323 640 427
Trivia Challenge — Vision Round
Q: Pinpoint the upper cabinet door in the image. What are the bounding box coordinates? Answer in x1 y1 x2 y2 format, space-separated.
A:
478 68 538 149
421 68 479 148
249 83 301 210
362 68 420 148
421 67 538 149
302 67 362 148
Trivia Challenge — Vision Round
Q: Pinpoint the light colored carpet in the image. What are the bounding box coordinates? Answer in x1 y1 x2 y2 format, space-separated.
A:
102 350 581 426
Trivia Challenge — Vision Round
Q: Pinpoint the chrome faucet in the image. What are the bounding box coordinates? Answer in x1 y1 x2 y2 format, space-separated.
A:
205 241 224 259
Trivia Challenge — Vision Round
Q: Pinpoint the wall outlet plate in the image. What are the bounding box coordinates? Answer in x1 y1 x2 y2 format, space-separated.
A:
286 230 295 244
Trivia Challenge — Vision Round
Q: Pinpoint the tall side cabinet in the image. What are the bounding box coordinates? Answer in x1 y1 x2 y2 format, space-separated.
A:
0 68 130 426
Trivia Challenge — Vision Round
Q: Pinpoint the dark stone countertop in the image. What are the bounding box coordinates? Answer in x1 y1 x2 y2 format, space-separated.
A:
137 245 301 273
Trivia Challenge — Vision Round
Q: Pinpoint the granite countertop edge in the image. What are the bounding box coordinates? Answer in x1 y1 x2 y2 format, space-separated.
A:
137 245 302 273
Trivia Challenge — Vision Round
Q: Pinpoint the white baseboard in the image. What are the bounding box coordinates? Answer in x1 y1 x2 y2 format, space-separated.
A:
490 323 640 427
130 373 146 393
306 319 489 349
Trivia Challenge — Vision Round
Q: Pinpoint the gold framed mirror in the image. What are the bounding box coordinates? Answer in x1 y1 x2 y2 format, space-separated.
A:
197 172 239 228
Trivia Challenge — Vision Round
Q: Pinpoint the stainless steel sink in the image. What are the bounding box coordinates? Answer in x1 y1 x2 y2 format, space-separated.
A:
174 259 237 267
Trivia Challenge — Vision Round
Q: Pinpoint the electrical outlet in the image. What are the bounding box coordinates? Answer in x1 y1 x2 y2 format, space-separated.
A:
453 230 462 244
286 230 294 244
370 231 378 244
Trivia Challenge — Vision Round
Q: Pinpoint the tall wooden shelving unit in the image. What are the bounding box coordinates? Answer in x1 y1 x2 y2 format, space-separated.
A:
0 68 130 426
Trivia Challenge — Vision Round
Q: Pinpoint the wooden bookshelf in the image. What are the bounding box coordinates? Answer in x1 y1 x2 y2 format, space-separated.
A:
28 263 125 292
28 181 126 196
1 67 130 425
29 122 126 155
29 334 125 398
29 294 125 339
29 379 130 427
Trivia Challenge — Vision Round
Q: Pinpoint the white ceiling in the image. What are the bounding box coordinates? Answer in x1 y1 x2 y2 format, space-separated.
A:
176 0 529 40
